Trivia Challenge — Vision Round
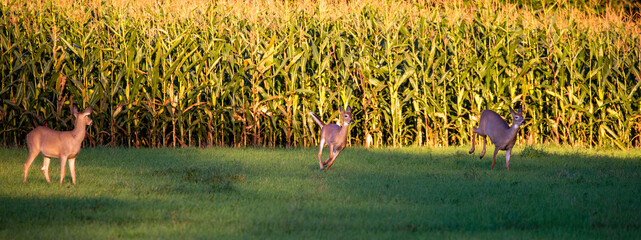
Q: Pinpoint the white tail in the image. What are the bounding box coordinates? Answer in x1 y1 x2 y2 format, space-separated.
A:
24 106 93 184
469 106 525 170
309 106 354 170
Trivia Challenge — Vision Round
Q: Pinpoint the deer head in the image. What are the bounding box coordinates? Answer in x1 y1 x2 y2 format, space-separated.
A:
73 106 93 127
340 106 354 126
509 106 525 127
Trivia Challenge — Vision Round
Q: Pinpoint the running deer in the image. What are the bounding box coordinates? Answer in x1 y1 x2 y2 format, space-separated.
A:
309 106 354 170
469 106 525 170
24 106 93 184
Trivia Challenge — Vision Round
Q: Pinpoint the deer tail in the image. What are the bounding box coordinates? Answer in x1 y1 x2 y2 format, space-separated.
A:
309 112 325 127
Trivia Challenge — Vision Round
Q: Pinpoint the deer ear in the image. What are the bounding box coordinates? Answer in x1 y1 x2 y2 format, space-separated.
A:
518 106 523 114
346 106 351 113
73 106 80 119
84 106 93 115
509 106 515 114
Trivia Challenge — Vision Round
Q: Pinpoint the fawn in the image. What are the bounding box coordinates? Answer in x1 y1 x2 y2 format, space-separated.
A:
469 106 525 170
309 106 354 170
24 106 93 184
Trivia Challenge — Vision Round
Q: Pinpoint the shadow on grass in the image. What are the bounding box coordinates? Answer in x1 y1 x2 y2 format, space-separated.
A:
0 196 135 230
78 147 247 194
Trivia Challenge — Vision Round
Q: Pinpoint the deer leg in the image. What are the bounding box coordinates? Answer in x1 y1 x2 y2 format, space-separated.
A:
505 149 511 170
41 157 51 183
480 136 487 159
69 158 77 184
23 150 39 183
317 139 326 170
469 131 476 154
491 147 499 170
323 145 335 165
325 150 341 170
59 156 68 184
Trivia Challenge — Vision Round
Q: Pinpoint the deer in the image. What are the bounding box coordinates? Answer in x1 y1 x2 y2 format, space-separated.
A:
469 106 525 170
309 106 354 171
24 106 93 184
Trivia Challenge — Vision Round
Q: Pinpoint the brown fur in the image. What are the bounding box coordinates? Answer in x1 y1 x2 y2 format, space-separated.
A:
469 106 525 170
309 106 354 170
24 106 93 184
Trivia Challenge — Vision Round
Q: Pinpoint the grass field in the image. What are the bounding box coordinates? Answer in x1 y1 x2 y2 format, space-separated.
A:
1 146 640 239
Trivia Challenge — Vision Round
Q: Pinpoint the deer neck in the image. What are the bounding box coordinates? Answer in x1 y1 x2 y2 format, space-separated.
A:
337 122 351 143
71 120 87 140
507 124 521 139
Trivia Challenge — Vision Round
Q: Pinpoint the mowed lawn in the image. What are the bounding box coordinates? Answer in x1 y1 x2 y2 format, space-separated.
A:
1 146 640 239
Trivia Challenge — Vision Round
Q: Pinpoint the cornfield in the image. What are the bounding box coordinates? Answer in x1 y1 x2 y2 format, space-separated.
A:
1 0 640 149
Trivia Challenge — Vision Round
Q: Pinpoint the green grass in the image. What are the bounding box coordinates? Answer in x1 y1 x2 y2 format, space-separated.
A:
1 146 640 239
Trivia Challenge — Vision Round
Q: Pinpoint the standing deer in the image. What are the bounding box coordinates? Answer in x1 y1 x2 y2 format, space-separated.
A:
469 106 525 170
309 106 354 170
24 106 93 184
